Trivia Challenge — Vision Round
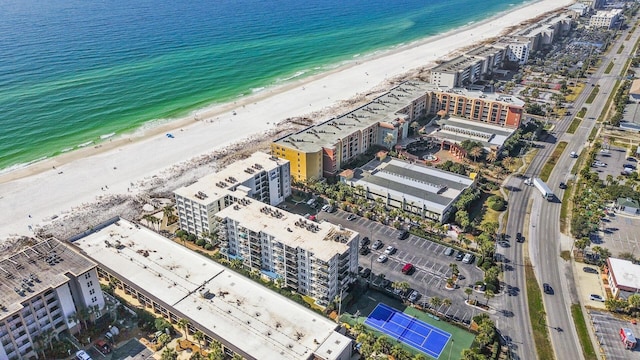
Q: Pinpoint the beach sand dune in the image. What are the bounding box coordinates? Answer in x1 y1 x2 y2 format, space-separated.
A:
0 0 573 240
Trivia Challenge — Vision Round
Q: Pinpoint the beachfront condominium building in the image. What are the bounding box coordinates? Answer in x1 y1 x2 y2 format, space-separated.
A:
589 9 623 29
578 0 605 10
272 81 433 181
73 218 353 360
429 46 506 88
215 199 360 302
340 157 476 223
174 152 291 236
272 81 524 181
0 239 105 360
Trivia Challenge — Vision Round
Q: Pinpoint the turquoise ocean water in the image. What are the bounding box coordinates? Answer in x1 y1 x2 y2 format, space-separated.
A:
0 0 530 172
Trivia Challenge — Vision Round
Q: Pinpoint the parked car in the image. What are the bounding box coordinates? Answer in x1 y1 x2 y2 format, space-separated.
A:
408 290 420 303
377 254 388 263
360 237 370 247
462 253 475 264
359 247 370 255
543 283 554 295
95 339 111 354
361 268 371 279
455 251 465 261
589 294 605 302
321 204 331 212
397 230 409 240
444 247 454 256
76 351 92 360
402 263 415 274
627 157 637 162
384 246 397 255
371 240 383 250
347 213 357 221
624 163 637 170
583 267 598 274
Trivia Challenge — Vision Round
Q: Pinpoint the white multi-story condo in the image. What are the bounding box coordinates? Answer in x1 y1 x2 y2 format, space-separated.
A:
430 46 506 88
73 218 353 360
215 199 360 303
589 9 622 29
0 239 105 360
174 152 291 236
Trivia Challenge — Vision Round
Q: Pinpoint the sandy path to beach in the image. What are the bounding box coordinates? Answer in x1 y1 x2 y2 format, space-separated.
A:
0 0 573 239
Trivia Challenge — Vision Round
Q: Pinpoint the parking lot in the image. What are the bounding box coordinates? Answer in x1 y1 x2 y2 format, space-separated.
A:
590 310 640 359
593 210 640 257
592 146 633 181
317 209 485 324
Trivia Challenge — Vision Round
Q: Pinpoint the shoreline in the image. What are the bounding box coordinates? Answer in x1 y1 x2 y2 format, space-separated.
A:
0 0 545 182
0 0 574 239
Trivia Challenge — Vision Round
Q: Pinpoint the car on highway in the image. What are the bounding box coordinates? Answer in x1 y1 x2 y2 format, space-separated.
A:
384 245 397 255
516 232 524 243
347 213 357 221
371 240 383 250
377 254 388 263
455 251 465 261
570 151 578 158
583 267 598 274
543 283 554 295
498 241 510 248
589 294 605 302
360 237 370 247
397 230 409 240
359 247 370 255
559 182 567 189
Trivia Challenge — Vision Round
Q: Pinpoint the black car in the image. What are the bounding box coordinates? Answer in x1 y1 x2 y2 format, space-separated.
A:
397 230 409 240
360 236 370 247
627 157 637 162
516 232 524 243
543 283 554 295
359 247 371 256
559 182 567 189
455 251 465 261
361 268 371 279
583 267 598 274
624 163 637 170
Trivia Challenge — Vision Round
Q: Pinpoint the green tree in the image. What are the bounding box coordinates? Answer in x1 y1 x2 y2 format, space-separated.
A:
160 347 178 360
465 288 473 301
383 133 395 149
177 318 190 340
484 289 495 306
193 330 205 351
207 340 225 360
157 333 171 349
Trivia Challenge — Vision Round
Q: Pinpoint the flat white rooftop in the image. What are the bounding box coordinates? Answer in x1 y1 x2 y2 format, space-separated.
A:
174 152 287 204
72 218 347 360
426 116 517 150
608 257 640 291
216 200 356 261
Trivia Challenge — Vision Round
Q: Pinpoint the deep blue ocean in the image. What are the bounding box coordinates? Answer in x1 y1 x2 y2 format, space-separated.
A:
0 0 529 171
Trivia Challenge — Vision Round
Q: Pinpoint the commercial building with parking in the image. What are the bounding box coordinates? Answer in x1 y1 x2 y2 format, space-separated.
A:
606 257 640 299
72 218 353 360
339 157 476 223
0 239 105 360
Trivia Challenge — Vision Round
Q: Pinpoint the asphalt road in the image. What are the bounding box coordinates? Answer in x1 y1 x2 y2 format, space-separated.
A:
497 20 640 360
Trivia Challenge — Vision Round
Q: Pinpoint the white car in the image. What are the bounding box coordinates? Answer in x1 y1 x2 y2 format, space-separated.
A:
589 294 605 302
321 204 330 212
384 246 396 255
377 254 388 263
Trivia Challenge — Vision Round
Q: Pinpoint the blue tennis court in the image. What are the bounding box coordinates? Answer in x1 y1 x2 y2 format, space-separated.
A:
365 303 451 358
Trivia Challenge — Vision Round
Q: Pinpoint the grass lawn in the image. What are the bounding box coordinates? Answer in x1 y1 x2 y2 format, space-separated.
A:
539 141 567 182
467 190 503 230
565 84 584 102
567 118 582 134
585 86 599 104
560 182 573 233
571 304 598 360
525 259 554 360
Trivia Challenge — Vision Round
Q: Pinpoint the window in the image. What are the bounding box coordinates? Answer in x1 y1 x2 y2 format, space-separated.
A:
91 297 97 303
84 273 91 280
86 281 93 288
89 289 95 295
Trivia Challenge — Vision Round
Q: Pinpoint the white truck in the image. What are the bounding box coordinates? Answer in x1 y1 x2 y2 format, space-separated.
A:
533 177 554 201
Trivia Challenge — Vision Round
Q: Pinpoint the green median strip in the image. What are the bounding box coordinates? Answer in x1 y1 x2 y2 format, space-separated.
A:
539 141 567 182
585 86 599 104
526 259 554 360
567 118 582 134
560 182 572 233
571 304 598 360
604 61 614 74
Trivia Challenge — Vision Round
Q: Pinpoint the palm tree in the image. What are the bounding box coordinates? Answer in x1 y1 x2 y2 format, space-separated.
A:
157 333 171 348
177 318 189 340
193 330 204 351
486 150 498 163
429 296 443 309
207 340 225 360
449 263 459 277
469 146 483 162
410 121 420 135
442 298 452 311
392 281 411 293
160 347 178 360
484 289 495 306
464 288 473 302
502 156 515 169
383 133 395 149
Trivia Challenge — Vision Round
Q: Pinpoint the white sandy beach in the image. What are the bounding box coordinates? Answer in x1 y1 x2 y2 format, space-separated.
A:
0 0 574 240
